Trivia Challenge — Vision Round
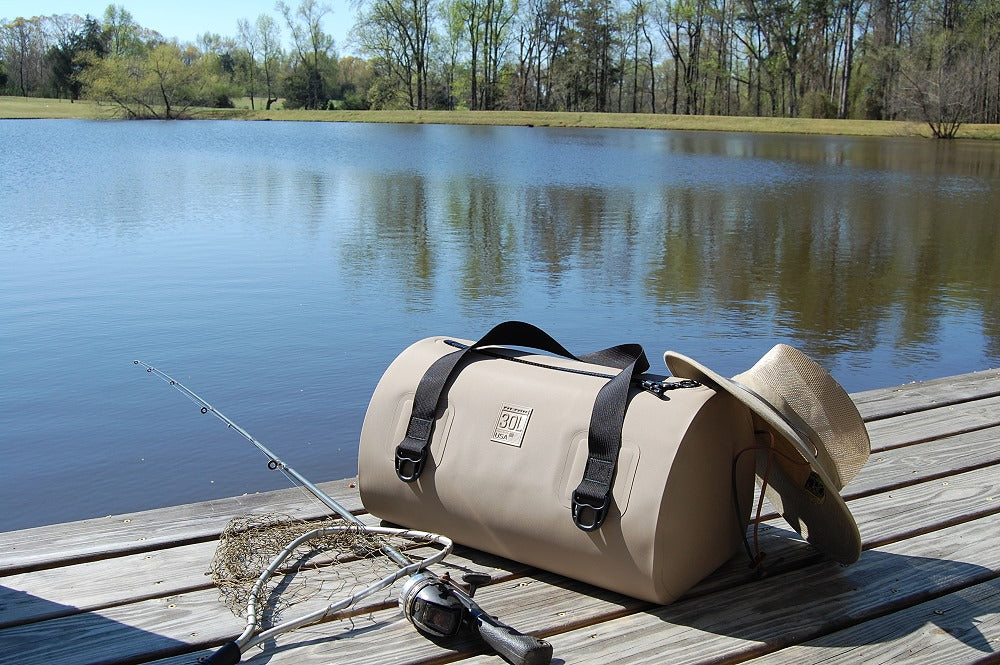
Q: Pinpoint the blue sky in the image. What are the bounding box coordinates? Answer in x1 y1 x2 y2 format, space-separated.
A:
0 0 357 52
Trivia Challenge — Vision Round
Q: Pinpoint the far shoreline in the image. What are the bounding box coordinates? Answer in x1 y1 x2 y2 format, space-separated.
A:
3 95 999 140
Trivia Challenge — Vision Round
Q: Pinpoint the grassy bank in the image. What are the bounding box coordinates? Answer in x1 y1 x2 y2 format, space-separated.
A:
0 95 106 119
4 95 1000 139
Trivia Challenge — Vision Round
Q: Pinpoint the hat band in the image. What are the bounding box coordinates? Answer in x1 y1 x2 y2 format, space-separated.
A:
729 379 820 458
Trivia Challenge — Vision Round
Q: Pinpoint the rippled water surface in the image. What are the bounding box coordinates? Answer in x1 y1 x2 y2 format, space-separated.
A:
2 119 998 531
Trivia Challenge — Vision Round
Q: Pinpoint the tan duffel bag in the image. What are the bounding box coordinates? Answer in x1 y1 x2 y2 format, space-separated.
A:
358 321 758 604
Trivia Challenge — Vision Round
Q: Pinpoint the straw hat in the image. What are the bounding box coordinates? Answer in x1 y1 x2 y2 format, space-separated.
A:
664 344 870 564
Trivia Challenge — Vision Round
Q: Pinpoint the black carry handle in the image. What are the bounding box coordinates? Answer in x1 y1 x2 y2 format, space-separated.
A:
394 321 648 531
203 641 242 664
469 605 553 665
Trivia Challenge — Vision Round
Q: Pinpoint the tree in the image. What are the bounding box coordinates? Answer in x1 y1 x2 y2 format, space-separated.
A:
624 0 656 113
237 18 261 108
2 0 998 123
82 41 218 118
339 55 374 107
102 4 144 57
438 0 468 108
355 0 434 109
456 0 484 107
965 0 1000 123
521 0 568 110
47 16 106 101
837 0 860 118
481 0 518 109
277 0 337 109
1 17 47 96
657 0 707 114
257 14 284 109
896 27 974 137
740 0 814 117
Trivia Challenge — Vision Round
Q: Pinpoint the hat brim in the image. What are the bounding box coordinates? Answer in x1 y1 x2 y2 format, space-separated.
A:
664 351 862 564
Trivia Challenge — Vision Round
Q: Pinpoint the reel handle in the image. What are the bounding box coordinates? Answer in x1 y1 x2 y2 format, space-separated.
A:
470 610 553 665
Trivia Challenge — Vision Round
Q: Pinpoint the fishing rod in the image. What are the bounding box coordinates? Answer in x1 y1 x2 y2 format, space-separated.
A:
134 361 552 665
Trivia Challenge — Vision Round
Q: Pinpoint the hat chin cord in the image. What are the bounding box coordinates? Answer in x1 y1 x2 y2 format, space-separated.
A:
732 430 811 577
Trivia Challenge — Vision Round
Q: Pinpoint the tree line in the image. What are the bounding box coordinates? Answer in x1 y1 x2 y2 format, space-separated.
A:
2 0 998 135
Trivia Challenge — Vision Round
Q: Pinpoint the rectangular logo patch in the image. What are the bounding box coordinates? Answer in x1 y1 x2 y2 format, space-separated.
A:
491 404 532 447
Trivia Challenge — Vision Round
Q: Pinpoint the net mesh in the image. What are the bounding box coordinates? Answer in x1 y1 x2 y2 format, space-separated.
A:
208 513 406 625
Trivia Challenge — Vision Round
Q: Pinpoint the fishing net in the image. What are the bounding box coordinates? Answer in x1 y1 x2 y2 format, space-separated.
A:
208 513 423 625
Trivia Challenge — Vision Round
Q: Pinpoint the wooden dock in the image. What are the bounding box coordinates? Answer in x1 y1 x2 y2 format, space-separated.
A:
2 369 999 664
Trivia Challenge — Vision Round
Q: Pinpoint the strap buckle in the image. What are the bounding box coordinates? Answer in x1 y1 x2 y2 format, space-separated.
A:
571 490 609 531
395 445 428 483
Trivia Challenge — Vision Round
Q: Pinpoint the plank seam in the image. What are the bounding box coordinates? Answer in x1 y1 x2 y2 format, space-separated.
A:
861 504 1000 553
0 510 372 578
843 458 1000 504
861 389 1000 424
870 420 1000 455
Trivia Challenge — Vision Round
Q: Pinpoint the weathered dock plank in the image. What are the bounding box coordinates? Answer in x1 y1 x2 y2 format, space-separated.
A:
457 515 999 665
0 517 537 630
155 512 999 665
743 578 1000 664
852 368 1000 421
863 394 1000 451
705 463 1000 593
1 370 997 665
0 540 217 629
844 424 1000 499
0 478 362 575
7 427 994 665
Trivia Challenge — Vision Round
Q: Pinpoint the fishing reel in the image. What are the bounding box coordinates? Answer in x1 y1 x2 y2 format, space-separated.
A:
401 570 552 665
400 572 464 637
399 571 492 638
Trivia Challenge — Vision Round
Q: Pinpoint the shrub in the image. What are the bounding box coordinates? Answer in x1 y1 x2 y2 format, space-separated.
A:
801 91 837 119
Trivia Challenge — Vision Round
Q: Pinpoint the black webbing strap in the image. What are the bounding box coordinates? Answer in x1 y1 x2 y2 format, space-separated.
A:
394 321 649 532
570 348 645 531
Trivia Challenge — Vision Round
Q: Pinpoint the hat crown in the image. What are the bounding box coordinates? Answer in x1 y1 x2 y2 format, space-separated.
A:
732 344 870 490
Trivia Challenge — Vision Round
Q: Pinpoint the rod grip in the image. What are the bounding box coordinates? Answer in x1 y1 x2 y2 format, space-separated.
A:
472 613 552 665
203 641 242 665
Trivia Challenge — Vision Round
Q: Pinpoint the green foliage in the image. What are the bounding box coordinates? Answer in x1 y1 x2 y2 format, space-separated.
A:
81 42 220 118
800 90 836 118
277 0 337 110
102 4 145 58
46 17 106 101
354 0 434 109
281 60 331 109
212 93 235 108
341 90 371 109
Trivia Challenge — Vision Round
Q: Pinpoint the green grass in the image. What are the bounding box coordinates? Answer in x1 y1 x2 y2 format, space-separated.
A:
0 95 107 119
4 95 1000 139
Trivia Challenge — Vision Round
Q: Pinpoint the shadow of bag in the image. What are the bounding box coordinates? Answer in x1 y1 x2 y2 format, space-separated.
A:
358 321 755 604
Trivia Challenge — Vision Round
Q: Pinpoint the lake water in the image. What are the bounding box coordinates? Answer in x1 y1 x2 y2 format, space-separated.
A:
2 119 999 532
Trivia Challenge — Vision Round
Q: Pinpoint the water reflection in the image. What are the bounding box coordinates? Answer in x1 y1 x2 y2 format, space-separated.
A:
340 132 1000 367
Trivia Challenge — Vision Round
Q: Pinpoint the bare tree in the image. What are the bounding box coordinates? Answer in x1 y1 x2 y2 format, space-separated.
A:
896 32 974 137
